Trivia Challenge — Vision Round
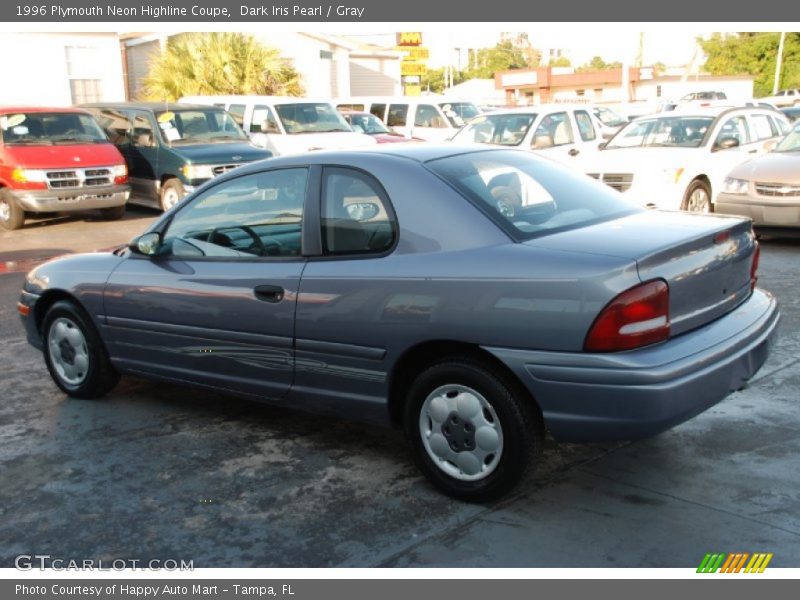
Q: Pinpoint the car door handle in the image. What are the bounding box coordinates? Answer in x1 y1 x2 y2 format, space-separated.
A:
568 148 580 156
254 285 285 303
748 149 758 153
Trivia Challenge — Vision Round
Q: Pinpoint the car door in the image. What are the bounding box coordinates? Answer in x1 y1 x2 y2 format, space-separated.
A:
128 110 160 201
291 166 399 421
529 111 582 167
103 166 312 399
386 103 410 138
410 103 451 141
748 112 784 153
248 104 282 150
570 108 602 170
706 114 758 198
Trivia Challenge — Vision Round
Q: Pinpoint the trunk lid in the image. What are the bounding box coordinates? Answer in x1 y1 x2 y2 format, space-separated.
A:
525 210 757 336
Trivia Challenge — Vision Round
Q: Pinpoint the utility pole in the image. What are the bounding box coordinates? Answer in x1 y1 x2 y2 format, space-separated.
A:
773 31 786 95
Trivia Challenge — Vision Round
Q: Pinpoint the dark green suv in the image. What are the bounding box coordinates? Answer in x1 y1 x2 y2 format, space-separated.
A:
83 103 272 211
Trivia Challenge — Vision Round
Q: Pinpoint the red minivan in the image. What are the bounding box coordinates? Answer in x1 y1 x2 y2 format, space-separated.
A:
0 107 130 230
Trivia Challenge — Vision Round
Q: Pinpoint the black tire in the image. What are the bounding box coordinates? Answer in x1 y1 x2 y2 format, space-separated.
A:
404 358 543 502
160 178 185 212
98 204 126 220
42 300 120 399
681 178 713 213
0 188 25 230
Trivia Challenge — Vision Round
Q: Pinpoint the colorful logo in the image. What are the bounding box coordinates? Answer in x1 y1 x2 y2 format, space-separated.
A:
697 552 773 573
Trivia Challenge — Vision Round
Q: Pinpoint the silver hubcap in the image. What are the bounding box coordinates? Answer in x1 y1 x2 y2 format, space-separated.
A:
0 199 10 221
419 384 504 482
48 318 89 386
687 187 710 213
162 187 180 210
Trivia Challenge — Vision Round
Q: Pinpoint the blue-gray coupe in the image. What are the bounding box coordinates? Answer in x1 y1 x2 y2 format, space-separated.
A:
19 145 779 501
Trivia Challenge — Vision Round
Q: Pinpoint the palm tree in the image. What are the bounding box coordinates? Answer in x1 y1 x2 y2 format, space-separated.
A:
141 32 304 100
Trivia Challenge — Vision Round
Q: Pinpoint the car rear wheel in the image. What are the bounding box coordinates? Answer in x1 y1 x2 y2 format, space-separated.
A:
0 189 25 230
98 205 126 220
404 358 542 502
43 300 120 399
681 179 713 213
160 178 185 212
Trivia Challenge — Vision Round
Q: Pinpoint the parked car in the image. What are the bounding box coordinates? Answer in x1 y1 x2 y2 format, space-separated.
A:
83 102 272 211
589 106 792 212
449 105 603 169
18 145 777 501
0 107 129 230
780 106 800 123
179 95 376 156
675 91 730 109
339 110 419 143
759 89 800 108
591 105 628 139
716 121 800 229
335 96 481 141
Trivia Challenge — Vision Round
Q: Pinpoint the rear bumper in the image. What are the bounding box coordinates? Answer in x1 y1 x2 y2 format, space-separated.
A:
716 192 800 227
484 288 779 442
12 184 130 213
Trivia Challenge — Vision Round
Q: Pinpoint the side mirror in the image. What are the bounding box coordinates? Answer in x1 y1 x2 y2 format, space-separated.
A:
346 202 380 221
261 119 279 134
598 140 608 149
715 137 740 151
130 232 162 256
763 139 778 152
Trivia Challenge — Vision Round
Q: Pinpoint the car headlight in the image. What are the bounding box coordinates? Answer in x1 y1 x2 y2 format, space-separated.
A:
11 168 47 183
722 177 749 195
181 164 215 180
662 167 685 184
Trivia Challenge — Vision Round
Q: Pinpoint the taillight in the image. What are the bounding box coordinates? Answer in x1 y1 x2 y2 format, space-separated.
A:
585 279 670 352
750 241 760 291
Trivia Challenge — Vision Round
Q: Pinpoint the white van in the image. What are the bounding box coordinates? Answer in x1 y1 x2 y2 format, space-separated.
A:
178 95 376 156
335 96 481 142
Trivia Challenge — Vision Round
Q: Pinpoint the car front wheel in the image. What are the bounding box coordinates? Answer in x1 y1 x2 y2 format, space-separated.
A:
682 179 713 213
0 189 25 230
404 358 542 502
160 178 185 212
43 300 120 398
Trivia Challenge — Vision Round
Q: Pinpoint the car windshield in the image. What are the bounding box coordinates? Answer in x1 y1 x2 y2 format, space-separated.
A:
439 102 481 128
605 116 714 149
0 112 108 145
346 113 391 135
427 150 641 240
593 107 627 127
452 113 536 146
274 103 352 134
155 109 248 145
774 125 800 152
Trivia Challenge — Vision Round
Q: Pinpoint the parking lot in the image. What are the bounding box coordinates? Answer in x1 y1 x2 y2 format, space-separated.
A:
1 211 799 568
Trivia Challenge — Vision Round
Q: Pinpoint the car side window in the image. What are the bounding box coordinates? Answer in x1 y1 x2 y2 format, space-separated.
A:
370 103 387 121
773 116 791 135
94 109 131 147
321 168 397 256
387 104 409 127
228 104 246 128
132 113 154 147
161 169 308 259
751 114 777 140
251 105 279 134
532 112 574 149
415 104 445 128
574 110 596 141
715 116 750 148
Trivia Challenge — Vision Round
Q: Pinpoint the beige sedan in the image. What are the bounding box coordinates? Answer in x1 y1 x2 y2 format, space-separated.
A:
716 123 800 227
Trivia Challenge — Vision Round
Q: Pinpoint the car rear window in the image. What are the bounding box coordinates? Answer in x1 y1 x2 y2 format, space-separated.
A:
426 150 641 240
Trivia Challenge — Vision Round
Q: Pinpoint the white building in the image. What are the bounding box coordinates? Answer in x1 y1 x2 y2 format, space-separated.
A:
0 33 126 106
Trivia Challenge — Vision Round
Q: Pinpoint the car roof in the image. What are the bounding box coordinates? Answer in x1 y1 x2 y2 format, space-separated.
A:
180 95 339 105
80 102 226 112
482 104 594 115
0 106 91 115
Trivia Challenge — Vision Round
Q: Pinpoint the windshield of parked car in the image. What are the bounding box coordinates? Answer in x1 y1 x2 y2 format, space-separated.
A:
274 103 352 134
439 102 481 128
0 112 108 145
605 116 714 148
427 150 641 240
593 107 627 127
154 109 249 145
345 113 391 135
452 113 536 146
774 124 800 152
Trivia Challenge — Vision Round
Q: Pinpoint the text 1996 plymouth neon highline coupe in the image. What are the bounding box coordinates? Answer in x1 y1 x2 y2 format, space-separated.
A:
19 145 779 501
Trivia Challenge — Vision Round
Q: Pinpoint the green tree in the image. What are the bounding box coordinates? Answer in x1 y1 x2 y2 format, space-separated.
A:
699 32 800 97
548 56 572 67
577 56 622 71
141 32 304 100
463 41 534 79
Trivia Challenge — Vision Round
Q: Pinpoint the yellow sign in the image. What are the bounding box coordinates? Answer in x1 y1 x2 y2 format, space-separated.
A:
396 47 430 60
401 62 427 76
397 32 423 47
404 85 422 97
